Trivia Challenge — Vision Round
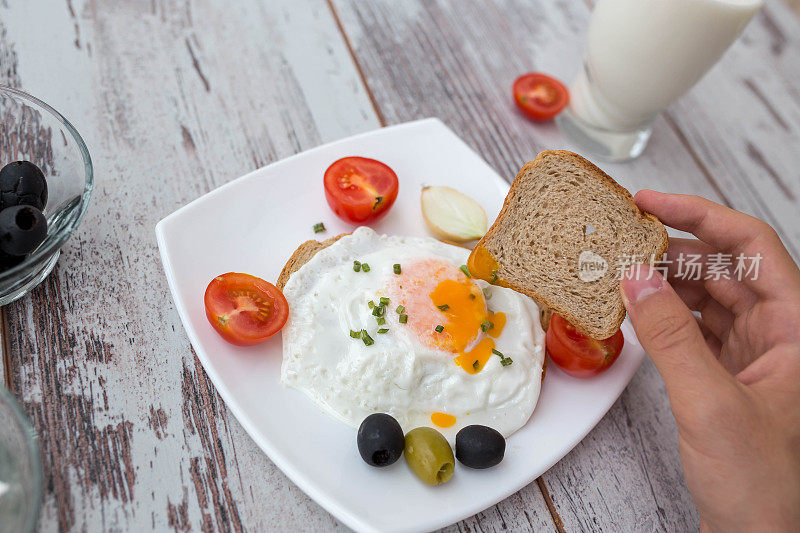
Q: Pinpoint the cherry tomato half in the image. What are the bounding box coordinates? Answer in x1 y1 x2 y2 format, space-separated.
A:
324 156 399 224
512 73 569 121
204 273 289 346
546 313 624 378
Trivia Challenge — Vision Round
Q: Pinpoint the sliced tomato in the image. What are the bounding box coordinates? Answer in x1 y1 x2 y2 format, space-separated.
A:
512 73 569 121
204 273 288 346
546 313 624 378
324 156 399 224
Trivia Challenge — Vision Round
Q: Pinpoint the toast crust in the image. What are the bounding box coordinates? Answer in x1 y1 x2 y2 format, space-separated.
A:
276 233 349 290
469 150 668 339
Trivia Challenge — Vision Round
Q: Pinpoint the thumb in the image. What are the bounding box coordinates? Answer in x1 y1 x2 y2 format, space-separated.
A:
620 264 728 406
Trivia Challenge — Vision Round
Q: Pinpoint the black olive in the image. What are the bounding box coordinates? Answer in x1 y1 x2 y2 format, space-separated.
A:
0 249 25 271
0 161 48 211
357 413 405 467
0 205 48 256
455 425 505 469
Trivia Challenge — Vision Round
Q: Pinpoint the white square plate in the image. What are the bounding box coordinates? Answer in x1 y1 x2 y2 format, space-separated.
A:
156 119 644 533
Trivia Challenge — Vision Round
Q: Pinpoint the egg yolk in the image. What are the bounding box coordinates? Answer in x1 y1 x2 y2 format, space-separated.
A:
431 412 456 428
429 278 486 352
389 259 484 352
467 245 509 287
454 337 495 373
387 258 508 375
487 311 506 339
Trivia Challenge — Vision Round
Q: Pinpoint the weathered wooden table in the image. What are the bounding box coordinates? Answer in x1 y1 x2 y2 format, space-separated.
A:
1 0 798 531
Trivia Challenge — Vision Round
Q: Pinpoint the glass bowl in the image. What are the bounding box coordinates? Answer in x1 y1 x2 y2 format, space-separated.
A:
0 86 93 305
0 385 42 533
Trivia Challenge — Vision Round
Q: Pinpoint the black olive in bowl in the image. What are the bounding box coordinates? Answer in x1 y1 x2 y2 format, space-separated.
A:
0 160 48 211
0 87 93 305
0 205 48 256
455 425 505 469
357 413 405 467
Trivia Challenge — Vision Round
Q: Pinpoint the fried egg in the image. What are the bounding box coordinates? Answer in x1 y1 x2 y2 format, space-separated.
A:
280 227 545 440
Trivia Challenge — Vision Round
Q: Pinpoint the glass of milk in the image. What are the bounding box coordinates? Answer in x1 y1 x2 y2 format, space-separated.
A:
557 0 763 162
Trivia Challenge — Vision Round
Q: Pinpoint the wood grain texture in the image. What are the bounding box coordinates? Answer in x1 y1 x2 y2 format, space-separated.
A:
1 320 6 386
331 0 800 530
0 0 377 530
0 0 798 531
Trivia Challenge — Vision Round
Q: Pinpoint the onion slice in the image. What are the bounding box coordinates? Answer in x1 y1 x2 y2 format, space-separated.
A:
421 186 487 242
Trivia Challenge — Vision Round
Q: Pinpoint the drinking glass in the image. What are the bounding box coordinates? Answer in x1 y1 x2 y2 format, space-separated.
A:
0 385 41 533
557 0 763 162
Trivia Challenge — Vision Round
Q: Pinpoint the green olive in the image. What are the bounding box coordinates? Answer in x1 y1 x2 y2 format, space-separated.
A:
404 427 455 485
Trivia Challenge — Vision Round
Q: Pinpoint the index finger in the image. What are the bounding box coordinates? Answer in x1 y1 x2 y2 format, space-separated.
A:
635 191 767 254
635 190 800 298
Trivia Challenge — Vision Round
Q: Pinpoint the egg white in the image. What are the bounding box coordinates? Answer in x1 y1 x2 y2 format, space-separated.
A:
280 227 545 441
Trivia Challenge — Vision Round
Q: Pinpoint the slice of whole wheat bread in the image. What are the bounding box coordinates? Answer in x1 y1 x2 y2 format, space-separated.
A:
276 233 348 290
468 150 668 339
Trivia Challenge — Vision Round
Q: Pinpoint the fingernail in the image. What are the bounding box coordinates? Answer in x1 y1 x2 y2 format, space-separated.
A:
621 264 665 305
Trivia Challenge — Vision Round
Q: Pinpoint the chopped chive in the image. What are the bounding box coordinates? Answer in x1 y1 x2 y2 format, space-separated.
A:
460 265 471 278
490 270 498 283
483 288 492 300
373 196 383 210
473 360 480 371
393 263 401 274
399 314 408 324
396 305 405 314
350 329 362 339
313 222 325 233
480 321 494 332
353 260 361 272
491 348 513 366
362 330 374 346
379 297 390 306
437 304 450 311
376 317 386 325
372 306 385 317
435 325 444 333
377 328 389 334
469 293 476 300
362 263 371 272
368 300 375 309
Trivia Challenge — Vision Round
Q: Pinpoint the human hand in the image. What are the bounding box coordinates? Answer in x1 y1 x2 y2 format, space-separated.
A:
620 190 800 532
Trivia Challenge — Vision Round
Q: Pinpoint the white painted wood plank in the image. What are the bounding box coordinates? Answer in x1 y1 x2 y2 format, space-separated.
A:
0 0 380 530
0 308 6 386
0 325 5 386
